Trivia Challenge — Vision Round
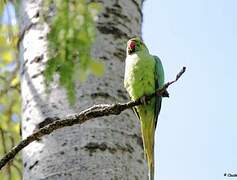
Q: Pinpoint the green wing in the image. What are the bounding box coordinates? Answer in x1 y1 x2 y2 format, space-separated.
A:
153 55 164 128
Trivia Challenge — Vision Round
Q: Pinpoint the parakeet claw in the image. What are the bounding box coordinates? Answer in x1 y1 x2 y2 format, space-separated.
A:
140 95 148 105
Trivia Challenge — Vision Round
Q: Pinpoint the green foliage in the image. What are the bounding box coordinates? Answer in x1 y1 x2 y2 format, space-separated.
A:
44 0 104 104
0 2 22 180
0 1 4 15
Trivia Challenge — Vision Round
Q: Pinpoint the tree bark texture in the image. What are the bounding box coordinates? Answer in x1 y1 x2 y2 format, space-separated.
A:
20 0 147 179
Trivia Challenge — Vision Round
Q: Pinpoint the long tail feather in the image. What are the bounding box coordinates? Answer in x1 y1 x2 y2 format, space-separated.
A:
149 158 154 180
141 118 155 180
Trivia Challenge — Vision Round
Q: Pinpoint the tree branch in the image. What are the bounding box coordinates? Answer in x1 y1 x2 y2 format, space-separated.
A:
0 66 186 170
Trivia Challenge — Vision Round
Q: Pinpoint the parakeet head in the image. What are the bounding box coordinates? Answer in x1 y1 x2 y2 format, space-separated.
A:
126 37 148 55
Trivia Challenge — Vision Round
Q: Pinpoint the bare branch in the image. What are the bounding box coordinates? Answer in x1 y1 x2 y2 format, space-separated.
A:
0 66 186 170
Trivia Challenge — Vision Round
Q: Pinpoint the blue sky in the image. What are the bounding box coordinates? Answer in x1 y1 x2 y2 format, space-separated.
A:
143 0 237 179
1 2 16 25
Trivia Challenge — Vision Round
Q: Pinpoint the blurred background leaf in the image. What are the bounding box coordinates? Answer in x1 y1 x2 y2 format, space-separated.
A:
44 0 104 104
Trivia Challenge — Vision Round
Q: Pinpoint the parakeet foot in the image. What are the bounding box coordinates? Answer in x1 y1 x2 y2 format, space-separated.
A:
140 95 148 105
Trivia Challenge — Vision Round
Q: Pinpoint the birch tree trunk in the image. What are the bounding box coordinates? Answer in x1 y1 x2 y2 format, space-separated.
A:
19 0 147 179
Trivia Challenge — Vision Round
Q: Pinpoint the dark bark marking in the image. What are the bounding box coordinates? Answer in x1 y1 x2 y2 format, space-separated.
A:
28 160 39 170
90 92 110 98
52 104 58 109
113 49 125 61
62 142 67 146
97 24 129 39
117 89 128 100
34 11 40 18
23 59 28 67
20 67 28 76
31 70 44 79
84 142 134 156
132 134 143 149
125 143 134 153
102 13 109 18
30 54 44 64
84 142 107 153
137 159 143 164
100 56 109 61
104 7 131 23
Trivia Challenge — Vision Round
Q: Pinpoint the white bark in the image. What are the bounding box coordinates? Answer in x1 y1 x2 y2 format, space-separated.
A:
20 0 147 179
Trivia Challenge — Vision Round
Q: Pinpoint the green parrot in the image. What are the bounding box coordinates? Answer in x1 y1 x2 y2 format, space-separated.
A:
124 37 165 180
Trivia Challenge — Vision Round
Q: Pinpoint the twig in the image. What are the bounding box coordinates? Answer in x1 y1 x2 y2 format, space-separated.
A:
0 127 12 178
0 66 186 170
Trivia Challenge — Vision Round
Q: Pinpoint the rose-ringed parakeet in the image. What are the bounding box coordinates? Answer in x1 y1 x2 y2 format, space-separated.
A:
124 37 165 180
